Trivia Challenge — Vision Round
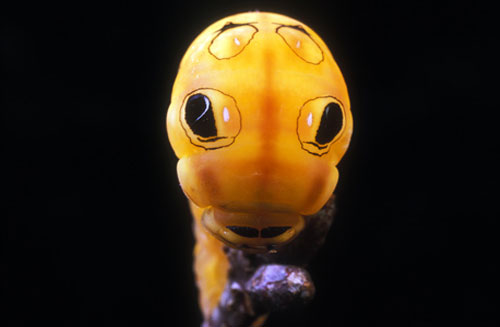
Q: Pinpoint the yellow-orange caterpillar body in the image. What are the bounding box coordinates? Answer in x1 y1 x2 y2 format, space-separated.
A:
166 12 352 319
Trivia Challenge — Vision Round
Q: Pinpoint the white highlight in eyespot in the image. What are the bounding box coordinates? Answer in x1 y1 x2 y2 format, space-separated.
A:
223 107 230 122
234 37 241 46
296 40 301 48
307 112 313 126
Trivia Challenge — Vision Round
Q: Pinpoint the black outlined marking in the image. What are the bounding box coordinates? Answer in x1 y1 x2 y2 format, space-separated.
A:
197 136 228 143
275 23 325 65
304 141 328 150
208 22 259 60
275 23 311 36
296 96 346 157
179 88 242 151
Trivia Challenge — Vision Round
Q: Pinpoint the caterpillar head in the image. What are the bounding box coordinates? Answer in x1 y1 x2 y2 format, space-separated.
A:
167 12 352 252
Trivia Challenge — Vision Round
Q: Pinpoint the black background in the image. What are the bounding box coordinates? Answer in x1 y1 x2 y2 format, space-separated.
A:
2 0 498 326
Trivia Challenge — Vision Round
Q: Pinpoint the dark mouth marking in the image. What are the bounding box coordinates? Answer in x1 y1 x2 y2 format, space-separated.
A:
226 226 259 238
261 226 291 238
304 141 328 150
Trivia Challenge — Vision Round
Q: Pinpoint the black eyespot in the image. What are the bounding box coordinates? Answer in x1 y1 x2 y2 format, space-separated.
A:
315 102 344 145
297 96 345 156
180 88 241 150
185 94 217 138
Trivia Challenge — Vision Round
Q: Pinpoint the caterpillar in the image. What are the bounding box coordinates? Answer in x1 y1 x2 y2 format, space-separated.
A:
166 11 352 322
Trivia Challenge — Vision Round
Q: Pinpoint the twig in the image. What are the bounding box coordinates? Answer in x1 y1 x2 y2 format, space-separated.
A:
203 196 336 327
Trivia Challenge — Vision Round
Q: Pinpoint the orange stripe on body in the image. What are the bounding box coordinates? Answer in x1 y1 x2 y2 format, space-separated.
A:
255 36 279 204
